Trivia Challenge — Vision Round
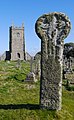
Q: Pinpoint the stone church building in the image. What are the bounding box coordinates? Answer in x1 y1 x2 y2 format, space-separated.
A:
0 24 31 61
9 24 25 60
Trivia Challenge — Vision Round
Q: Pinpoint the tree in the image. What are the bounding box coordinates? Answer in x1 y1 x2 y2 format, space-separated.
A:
63 42 74 58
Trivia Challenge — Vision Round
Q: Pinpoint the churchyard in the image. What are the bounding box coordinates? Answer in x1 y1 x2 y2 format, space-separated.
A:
0 60 74 120
0 12 74 120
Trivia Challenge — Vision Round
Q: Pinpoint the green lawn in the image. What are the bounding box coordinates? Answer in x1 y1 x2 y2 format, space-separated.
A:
0 61 74 120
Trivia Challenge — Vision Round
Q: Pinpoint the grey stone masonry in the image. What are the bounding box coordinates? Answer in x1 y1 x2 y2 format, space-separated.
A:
9 23 25 61
0 51 10 61
35 12 71 110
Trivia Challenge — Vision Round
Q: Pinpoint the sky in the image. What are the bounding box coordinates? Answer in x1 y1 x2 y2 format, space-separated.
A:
0 0 74 56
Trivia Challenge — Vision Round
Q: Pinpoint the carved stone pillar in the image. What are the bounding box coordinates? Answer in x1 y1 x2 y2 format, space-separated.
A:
35 12 71 110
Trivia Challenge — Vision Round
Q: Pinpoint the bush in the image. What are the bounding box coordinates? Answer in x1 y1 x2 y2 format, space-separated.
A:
65 80 74 91
67 86 74 91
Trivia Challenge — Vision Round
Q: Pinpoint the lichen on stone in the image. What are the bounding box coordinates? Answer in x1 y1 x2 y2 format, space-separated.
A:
35 12 71 110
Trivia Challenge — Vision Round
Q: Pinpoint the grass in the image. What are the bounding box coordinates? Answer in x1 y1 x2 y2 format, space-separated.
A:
0 61 74 120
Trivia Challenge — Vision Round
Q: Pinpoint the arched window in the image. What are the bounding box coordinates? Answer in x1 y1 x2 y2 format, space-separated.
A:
17 53 20 58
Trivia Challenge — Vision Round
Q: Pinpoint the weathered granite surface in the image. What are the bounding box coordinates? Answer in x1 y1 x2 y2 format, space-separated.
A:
35 12 71 110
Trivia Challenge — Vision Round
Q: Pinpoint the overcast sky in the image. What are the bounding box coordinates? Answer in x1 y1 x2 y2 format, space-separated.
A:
0 0 74 56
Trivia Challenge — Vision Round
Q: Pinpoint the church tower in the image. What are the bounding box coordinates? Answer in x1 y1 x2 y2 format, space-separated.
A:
9 23 25 60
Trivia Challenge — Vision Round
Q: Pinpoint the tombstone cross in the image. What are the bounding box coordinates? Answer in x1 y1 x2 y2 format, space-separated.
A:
35 12 71 110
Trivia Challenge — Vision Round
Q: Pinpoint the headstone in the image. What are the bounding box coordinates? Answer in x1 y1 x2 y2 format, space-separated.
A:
34 59 41 80
25 72 37 82
37 60 41 80
64 56 73 73
30 57 33 72
68 57 72 72
25 57 37 82
35 12 71 110
16 59 21 69
63 56 68 79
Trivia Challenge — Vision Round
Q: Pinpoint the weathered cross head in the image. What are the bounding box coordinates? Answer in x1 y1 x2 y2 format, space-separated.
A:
35 12 71 63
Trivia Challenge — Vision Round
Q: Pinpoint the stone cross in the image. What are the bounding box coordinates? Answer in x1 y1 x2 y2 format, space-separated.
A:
30 57 33 72
35 12 71 110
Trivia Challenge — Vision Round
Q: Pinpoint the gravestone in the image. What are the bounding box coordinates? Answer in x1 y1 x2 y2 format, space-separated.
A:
25 57 37 82
25 72 36 82
68 57 72 72
35 12 71 110
16 59 21 69
34 59 41 80
64 56 72 73
36 59 41 80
